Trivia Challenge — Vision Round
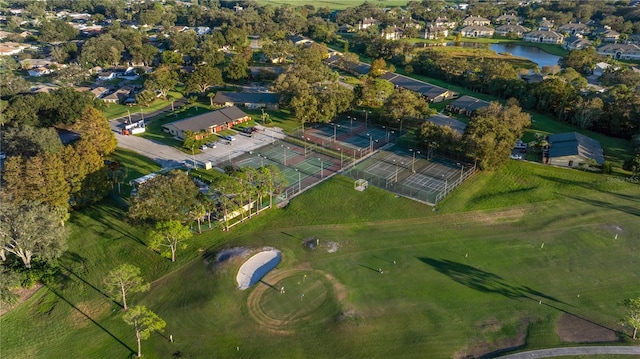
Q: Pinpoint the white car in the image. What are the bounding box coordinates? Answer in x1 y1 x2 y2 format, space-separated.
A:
199 145 208 150
222 135 236 141
510 154 523 160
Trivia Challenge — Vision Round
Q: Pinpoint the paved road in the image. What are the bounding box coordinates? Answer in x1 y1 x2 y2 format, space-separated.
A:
497 346 640 358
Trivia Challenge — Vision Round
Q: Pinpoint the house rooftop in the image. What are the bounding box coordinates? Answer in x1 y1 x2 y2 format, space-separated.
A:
548 132 605 165
213 91 280 104
426 114 466 135
163 106 249 132
449 95 490 112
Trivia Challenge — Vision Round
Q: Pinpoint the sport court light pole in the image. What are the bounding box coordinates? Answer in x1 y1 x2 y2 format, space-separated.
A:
318 158 324 178
348 116 353 134
410 149 420 173
295 168 301 193
337 147 343 169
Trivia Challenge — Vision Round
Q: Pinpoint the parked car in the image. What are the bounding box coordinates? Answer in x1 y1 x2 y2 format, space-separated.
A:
510 154 523 160
199 145 208 150
205 142 217 148
222 135 236 141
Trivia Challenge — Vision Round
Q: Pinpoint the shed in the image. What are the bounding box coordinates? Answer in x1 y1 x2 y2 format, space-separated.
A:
547 132 604 168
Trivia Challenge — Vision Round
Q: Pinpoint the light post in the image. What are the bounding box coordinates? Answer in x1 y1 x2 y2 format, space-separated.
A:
353 149 357 165
258 154 264 167
364 110 370 128
458 163 464 182
228 147 231 166
318 158 324 178
348 116 353 133
281 145 290 165
295 169 301 193
410 149 420 173
333 123 338 142
394 160 400 183
337 147 343 168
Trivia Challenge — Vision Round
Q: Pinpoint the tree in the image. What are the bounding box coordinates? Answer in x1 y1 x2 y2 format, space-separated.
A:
0 72 29 97
370 58 390 77
79 34 125 68
382 89 432 130
104 264 150 311
623 297 640 340
355 77 394 107
169 30 199 55
2 125 63 157
463 102 531 170
39 19 78 42
135 90 156 107
185 65 223 94
122 306 166 358
559 47 603 75
129 170 200 223
572 97 603 129
0 202 68 269
70 106 117 156
0 267 20 305
148 221 192 262
224 55 249 81
53 63 90 86
145 66 178 100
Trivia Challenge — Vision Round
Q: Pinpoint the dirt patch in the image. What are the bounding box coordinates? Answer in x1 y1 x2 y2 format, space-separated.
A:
454 318 528 359
325 241 339 253
463 208 527 225
0 283 43 317
556 313 618 343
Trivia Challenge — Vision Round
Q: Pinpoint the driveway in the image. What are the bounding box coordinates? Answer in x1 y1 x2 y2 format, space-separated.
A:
497 346 640 358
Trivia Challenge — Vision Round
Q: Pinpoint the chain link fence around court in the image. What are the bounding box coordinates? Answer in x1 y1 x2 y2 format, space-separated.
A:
232 138 342 203
294 119 402 163
346 145 476 205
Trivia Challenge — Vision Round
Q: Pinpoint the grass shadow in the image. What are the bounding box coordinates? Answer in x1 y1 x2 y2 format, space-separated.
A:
44 284 135 356
417 257 565 304
359 264 383 273
564 195 640 217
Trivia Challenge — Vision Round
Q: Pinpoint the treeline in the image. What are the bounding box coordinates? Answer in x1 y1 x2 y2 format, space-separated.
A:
409 50 640 139
1 90 117 289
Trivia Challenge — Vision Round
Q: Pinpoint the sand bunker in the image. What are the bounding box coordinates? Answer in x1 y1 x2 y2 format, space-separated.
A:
236 249 281 290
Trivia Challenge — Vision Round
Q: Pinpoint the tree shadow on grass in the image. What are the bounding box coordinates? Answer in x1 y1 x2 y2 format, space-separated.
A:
417 257 565 304
45 284 135 356
564 194 640 217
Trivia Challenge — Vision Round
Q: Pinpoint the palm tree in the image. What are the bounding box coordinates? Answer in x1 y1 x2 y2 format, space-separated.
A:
207 92 216 107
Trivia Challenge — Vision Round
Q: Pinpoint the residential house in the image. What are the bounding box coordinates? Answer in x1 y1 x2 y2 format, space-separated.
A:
446 95 490 116
20 58 54 69
381 26 403 40
90 86 109 98
422 26 449 40
426 114 466 135
0 42 29 56
194 26 211 36
161 106 251 140
523 30 564 44
433 17 457 29
380 73 457 103
357 17 379 30
460 25 494 38
593 62 619 77
494 13 521 25
98 72 117 81
288 34 312 46
600 28 620 42
495 24 529 37
538 17 554 31
462 16 491 26
547 132 604 168
27 67 52 77
0 30 12 39
170 25 189 33
558 22 590 36
521 73 547 84
597 43 640 60
563 35 592 50
102 88 130 104
212 92 280 110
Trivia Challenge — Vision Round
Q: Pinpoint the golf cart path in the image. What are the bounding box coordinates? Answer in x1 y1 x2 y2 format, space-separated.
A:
496 345 640 358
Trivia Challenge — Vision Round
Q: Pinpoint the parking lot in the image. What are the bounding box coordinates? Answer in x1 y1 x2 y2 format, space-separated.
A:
112 123 287 169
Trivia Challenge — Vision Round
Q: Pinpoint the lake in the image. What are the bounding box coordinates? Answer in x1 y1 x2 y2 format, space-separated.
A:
489 43 561 68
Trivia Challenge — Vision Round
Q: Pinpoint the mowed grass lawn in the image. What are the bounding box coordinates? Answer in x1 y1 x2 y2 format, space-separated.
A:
1 158 639 358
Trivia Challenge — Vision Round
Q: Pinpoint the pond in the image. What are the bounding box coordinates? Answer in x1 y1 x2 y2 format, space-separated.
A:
489 43 561 69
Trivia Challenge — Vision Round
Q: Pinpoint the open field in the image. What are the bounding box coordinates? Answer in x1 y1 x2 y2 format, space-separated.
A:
413 45 538 70
103 91 183 120
1 150 639 358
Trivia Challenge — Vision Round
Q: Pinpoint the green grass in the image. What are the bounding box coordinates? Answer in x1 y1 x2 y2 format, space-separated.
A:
413 45 538 70
2 161 640 358
102 91 183 120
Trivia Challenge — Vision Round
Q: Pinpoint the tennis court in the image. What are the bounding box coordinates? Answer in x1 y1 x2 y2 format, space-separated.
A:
233 139 340 202
346 145 476 205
